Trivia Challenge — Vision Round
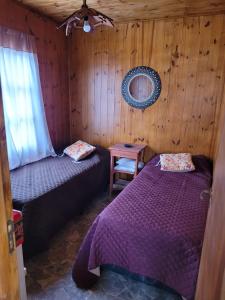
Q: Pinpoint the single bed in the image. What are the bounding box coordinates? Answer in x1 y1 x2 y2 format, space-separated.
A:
10 146 109 258
72 155 212 300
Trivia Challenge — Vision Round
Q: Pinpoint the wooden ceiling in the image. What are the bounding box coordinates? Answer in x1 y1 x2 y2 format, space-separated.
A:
16 0 225 23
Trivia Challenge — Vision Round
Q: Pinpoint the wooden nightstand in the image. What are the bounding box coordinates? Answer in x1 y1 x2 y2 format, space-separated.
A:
109 143 147 196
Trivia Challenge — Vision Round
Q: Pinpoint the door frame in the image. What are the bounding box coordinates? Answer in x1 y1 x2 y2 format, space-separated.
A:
0 83 20 300
195 99 225 300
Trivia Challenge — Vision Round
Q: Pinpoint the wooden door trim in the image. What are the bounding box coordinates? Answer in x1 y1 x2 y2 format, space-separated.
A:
195 93 225 300
0 83 20 300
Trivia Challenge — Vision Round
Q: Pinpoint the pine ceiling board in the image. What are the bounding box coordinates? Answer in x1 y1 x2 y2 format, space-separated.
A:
16 0 225 22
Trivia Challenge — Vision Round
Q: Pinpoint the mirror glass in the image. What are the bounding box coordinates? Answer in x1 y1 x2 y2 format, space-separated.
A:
129 75 153 102
121 66 161 109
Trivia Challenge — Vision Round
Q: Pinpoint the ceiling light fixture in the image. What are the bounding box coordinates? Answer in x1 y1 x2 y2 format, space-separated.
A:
58 0 114 36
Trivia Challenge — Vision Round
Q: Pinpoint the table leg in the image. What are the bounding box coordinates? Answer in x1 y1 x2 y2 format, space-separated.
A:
141 149 145 162
109 156 114 197
134 155 139 177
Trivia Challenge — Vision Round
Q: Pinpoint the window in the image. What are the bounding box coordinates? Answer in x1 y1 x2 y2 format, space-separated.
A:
0 47 55 170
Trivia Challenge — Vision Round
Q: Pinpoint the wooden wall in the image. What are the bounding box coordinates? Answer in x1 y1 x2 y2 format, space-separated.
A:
69 14 225 159
0 0 70 149
196 85 225 300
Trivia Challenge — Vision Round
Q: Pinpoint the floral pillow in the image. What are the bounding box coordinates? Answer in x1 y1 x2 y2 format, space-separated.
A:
64 140 96 161
160 153 195 172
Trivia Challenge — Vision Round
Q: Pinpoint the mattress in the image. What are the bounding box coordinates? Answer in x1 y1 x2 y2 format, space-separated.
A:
11 146 110 257
72 155 212 300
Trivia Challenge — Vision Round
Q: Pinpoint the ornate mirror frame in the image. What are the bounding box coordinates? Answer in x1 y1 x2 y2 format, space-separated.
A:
121 66 161 109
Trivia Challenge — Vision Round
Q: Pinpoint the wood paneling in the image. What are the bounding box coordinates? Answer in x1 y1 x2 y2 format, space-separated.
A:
69 15 225 159
0 0 70 149
0 84 20 300
195 85 225 300
214 79 225 158
15 0 225 23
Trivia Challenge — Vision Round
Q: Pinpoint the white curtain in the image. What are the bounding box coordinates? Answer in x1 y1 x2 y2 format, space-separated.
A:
0 27 55 170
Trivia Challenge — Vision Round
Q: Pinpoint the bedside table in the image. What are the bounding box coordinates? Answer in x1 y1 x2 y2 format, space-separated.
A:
108 143 147 196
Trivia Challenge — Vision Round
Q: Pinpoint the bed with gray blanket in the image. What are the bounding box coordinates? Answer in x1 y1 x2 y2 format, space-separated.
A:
10 146 109 258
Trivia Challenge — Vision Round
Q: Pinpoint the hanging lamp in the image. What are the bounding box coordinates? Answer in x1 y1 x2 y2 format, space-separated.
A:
58 0 114 36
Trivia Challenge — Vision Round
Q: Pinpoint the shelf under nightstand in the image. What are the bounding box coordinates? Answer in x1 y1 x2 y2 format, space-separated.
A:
108 143 147 197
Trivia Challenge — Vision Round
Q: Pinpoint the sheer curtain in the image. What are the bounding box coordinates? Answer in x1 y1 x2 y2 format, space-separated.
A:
0 26 55 170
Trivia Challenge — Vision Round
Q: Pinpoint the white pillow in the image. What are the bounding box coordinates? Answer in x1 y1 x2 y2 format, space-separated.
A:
160 153 195 172
64 140 96 161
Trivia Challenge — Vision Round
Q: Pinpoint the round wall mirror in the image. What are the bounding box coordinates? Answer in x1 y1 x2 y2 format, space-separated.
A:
129 74 154 102
121 66 161 109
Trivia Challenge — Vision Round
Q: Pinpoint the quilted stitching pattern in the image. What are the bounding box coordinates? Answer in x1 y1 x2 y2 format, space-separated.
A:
73 155 212 300
10 151 101 202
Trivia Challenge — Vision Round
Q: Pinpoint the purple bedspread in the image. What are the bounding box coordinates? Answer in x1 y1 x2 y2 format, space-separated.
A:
72 155 212 300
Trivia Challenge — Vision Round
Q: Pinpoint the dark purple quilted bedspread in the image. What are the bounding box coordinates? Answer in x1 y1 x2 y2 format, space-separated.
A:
72 155 212 300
